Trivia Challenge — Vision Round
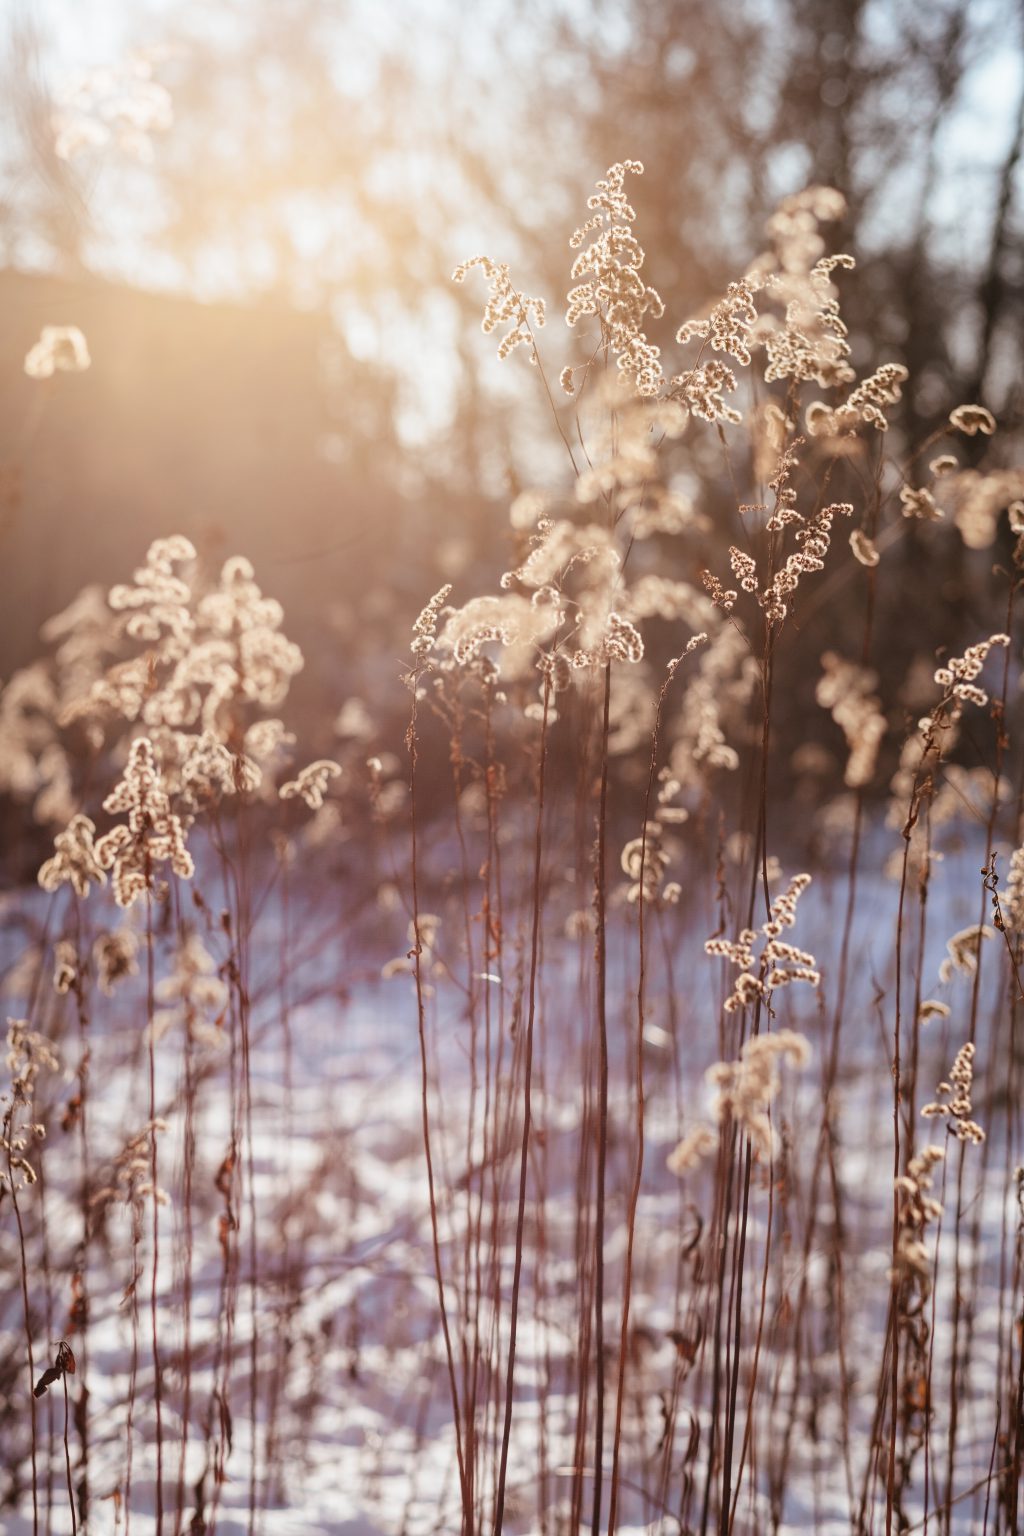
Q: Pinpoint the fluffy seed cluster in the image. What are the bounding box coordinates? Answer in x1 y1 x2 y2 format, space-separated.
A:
759 503 853 626
93 927 140 995
899 485 942 522
948 404 996 437
669 626 757 786
38 813 107 897
441 593 559 676
676 278 760 367
53 940 78 995
933 633 1010 709
153 932 227 1046
705 1029 811 1160
279 760 341 810
666 1123 718 1176
701 570 737 613
938 924 994 985
452 256 546 362
921 1042 985 1144
944 468 1024 550
87 541 303 759
764 252 856 390
96 1120 170 1212
179 731 261 808
816 652 886 788
1001 846 1024 932
806 363 908 436
24 325 91 380
849 528 880 567
893 1145 945 1293
94 737 194 907
670 358 741 424
411 585 453 658
620 775 688 906
566 161 665 397
705 872 819 1013
1 1019 58 1193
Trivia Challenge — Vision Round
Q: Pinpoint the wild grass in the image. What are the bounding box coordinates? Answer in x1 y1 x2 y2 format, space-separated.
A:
1 162 1023 1536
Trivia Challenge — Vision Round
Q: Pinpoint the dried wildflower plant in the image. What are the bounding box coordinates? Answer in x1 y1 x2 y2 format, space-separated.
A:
666 1123 718 1176
152 932 227 1046
938 924 995 985
921 1042 985 1144
893 1144 945 1295
566 159 665 397
933 634 1009 712
70 540 303 795
1000 845 1024 933
93 926 140 995
94 737 194 907
816 652 886 788
38 813 106 897
24 325 91 380
452 257 546 363
705 872 820 1014
279 759 342 810
1 1019 58 1194
705 1029 811 1161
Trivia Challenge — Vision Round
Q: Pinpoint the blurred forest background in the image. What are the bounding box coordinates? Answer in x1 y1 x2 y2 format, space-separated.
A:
1 0 1023 825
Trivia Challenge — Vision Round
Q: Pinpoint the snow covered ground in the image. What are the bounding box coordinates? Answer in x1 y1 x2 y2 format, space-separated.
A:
1 829 1020 1535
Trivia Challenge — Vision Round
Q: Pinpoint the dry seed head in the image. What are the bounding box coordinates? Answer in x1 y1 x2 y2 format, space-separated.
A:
816 651 885 788
620 821 672 905
6 1017 60 1098
921 1041 985 1143
728 547 758 595
53 51 172 163
52 940 77 995
705 1029 811 1160
761 240 855 389
930 454 958 477
892 1144 945 1295
39 814 107 898
849 528 879 567
566 161 665 398
452 255 546 362
938 923 994 984
95 737 194 906
411 584 453 657
667 1123 718 1176
442 592 560 676
900 485 942 522
759 503 852 626
676 278 761 367
946 469 1024 549
706 873 819 1012
279 759 341 810
701 570 737 613
1003 846 1024 932
949 404 996 436
93 927 140 996
180 730 261 804
933 633 1009 707
670 358 741 424
24 325 91 379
